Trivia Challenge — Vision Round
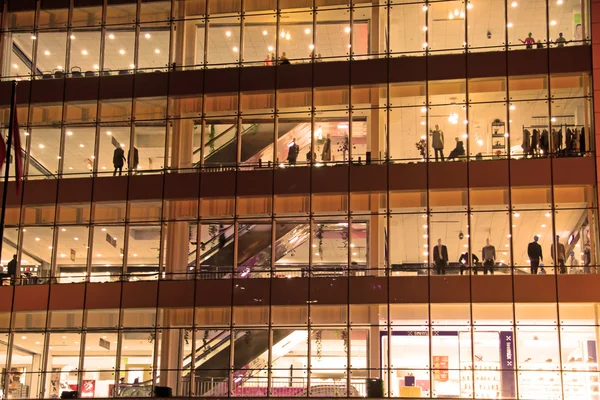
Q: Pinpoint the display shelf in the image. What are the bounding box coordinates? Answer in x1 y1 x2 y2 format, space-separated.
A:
518 371 561 400
491 120 507 158
460 363 501 399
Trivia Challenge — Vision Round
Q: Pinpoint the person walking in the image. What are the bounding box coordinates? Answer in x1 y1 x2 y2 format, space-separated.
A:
113 146 126 176
433 238 448 275
527 235 543 274
551 235 567 274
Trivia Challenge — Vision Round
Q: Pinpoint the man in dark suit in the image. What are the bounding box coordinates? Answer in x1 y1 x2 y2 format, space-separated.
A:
527 235 543 274
433 238 449 275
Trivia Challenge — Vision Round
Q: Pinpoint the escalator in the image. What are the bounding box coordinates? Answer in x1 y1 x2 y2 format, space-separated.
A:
194 122 303 167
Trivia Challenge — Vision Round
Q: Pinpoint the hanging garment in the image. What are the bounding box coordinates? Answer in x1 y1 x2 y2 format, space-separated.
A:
531 129 540 157
557 128 563 151
540 129 550 156
522 129 531 156
566 128 574 153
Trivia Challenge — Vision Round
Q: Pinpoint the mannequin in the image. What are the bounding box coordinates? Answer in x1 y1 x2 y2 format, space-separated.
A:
430 124 445 162
459 252 479 275
321 134 331 162
447 137 465 161
481 239 496 275
566 128 574 154
551 235 566 274
433 238 448 275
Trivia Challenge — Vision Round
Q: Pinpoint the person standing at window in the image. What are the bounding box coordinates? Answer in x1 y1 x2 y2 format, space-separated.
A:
430 124 444 162
113 146 126 176
287 138 299 166
527 235 543 274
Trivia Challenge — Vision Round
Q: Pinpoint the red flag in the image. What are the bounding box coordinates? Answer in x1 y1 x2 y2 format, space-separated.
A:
10 95 22 194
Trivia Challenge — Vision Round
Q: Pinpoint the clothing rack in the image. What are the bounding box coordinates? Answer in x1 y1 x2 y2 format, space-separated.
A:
522 124 587 156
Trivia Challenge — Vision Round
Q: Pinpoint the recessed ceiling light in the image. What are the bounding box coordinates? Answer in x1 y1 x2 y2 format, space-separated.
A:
93 64 99 70
108 33 115 39
70 35 75 40
344 27 351 33
225 31 231 37
550 20 557 26
233 46 238 52
509 104 516 110
101 228 106 232
305 28 311 34
61 228 66 232
422 26 428 31
507 22 513 28
268 45 274 52
262 30 268 36
145 33 151 39
511 1 518 6
557 0 563 4
39 144 45 149
44 50 50 56
21 336 26 340
119 49 125 55
422 5 428 11
106 131 112 135
66 131 73 136
68 167 73 170
129 64 135 69
79 144 84 148
12 64 18 69
309 44 315 50
31 35 36 40
133 254 138 257
35 237 40 241
285 32 291 40
74 237 78 241
81 50 88 55
57 65 63 70
467 3 473 9
155 48 160 54
96 254 101 257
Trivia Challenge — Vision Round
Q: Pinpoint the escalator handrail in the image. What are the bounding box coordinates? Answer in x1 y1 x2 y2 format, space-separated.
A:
180 330 230 371
193 124 258 167
187 224 254 268
192 124 236 156
24 149 56 178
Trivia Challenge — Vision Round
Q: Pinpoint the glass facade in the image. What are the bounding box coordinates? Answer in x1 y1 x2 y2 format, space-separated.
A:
0 0 598 399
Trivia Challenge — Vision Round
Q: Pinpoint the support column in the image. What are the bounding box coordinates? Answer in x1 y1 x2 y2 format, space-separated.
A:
159 323 183 394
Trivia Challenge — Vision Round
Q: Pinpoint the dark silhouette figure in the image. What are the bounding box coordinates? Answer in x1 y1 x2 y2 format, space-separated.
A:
113 147 126 176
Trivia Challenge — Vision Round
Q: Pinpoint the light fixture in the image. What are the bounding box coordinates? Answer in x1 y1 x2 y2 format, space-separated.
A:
541 224 547 228
145 33 151 39
79 144 84 148
545 212 551 217
155 48 160 54
454 9 459 16
477 139 484 146
513 212 520 217
21 336 26 340
119 49 125 55
285 32 291 40
129 63 135 69
467 3 473 9
108 33 115 39
550 20 557 26
133 254 138 257
66 131 73 136
557 0 563 4
12 64 18 69
39 144 45 149
280 29 286 38
337 123 349 129
420 121 426 126
463 119 468 125
344 27 351 33
263 30 268 36
448 112 459 124
93 64 99 70
233 46 238 52
268 45 274 52
511 1 518 6
352 252 358 256
449 12 454 19
422 4 428 11
44 50 50 55
101 228 106 232
24 131 29 136
305 28 311 35
96 254 102 257
423 42 428 48
31 35 36 40
106 131 112 135
421 107 427 113
509 104 516 110
61 228 66 232
70 34 75 40
225 30 232 37
459 11 465 18
81 49 88 55
35 237 40 241
422 26 428 31
551 117 556 122
309 44 315 50
507 22 513 28
57 65 63 70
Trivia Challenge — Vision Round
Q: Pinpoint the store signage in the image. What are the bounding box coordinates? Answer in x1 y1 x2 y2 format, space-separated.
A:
99 338 111 350
499 331 516 398
80 380 95 398
432 356 449 382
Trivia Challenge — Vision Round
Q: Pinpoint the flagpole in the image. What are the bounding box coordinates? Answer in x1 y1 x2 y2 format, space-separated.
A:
0 80 18 262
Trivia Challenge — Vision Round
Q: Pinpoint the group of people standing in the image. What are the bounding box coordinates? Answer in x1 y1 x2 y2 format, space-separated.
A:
286 136 332 165
527 235 592 274
112 146 139 176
